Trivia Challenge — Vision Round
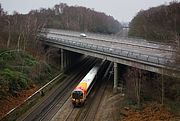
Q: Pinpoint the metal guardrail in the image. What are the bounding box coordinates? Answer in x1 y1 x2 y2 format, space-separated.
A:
42 28 176 47
44 28 178 52
39 34 177 68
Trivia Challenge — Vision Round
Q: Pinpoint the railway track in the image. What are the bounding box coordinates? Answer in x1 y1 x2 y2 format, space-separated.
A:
60 62 113 121
81 62 113 121
39 58 98 121
19 56 97 121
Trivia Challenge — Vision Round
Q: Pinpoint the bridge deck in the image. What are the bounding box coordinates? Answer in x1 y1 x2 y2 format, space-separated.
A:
45 29 176 63
39 28 180 77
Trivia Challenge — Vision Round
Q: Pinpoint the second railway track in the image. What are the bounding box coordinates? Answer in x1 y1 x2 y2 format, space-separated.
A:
54 62 113 121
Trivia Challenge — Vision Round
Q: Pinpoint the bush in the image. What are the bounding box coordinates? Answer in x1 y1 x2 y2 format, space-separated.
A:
1 68 29 93
21 54 37 66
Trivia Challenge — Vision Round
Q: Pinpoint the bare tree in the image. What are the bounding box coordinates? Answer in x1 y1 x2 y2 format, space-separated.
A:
125 67 143 107
5 19 11 48
161 70 164 105
134 68 142 107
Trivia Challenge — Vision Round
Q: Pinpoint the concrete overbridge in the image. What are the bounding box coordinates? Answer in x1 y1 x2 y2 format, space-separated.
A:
38 28 180 92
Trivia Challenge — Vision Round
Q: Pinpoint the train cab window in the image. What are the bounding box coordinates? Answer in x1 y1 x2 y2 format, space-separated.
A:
72 91 83 99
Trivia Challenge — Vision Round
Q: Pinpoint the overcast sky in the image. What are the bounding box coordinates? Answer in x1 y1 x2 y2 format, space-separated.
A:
0 0 178 22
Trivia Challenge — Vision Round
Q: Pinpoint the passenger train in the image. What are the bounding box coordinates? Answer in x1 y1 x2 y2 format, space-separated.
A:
71 60 104 106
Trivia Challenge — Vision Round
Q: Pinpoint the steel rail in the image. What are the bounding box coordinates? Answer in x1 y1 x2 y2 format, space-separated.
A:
20 57 94 121
39 58 98 121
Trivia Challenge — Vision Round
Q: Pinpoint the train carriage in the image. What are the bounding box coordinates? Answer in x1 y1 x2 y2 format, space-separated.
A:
71 61 104 106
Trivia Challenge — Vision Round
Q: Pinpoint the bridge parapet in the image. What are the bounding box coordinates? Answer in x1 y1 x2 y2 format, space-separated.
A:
40 35 176 67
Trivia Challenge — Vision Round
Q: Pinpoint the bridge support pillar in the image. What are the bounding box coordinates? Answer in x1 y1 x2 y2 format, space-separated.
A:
69 51 72 68
114 62 118 93
67 51 69 69
64 50 69 70
64 50 67 69
70 51 73 67
61 49 64 71
61 49 82 72
67 51 70 69
61 49 75 72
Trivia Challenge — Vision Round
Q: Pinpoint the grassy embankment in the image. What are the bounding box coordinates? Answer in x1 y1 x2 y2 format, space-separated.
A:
0 49 61 119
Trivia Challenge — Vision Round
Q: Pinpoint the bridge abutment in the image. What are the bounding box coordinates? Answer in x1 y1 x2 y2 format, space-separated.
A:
60 49 82 72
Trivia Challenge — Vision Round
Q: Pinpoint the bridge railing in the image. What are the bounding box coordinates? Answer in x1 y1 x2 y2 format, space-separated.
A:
45 31 177 53
44 28 177 49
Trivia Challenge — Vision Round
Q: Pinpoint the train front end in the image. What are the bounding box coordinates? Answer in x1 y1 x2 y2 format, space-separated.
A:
71 63 100 107
71 89 85 107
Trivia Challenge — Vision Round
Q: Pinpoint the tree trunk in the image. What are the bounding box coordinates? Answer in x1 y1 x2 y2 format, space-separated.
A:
161 71 164 105
6 19 11 48
17 33 21 51
138 71 141 107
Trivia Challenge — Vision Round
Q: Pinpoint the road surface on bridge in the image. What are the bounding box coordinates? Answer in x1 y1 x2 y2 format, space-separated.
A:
45 28 174 60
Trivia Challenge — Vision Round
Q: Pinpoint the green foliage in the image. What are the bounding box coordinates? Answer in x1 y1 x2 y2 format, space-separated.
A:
0 51 16 62
21 54 37 66
0 50 39 96
33 64 52 84
0 50 56 95
1 68 28 91
0 58 6 69
44 66 52 76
